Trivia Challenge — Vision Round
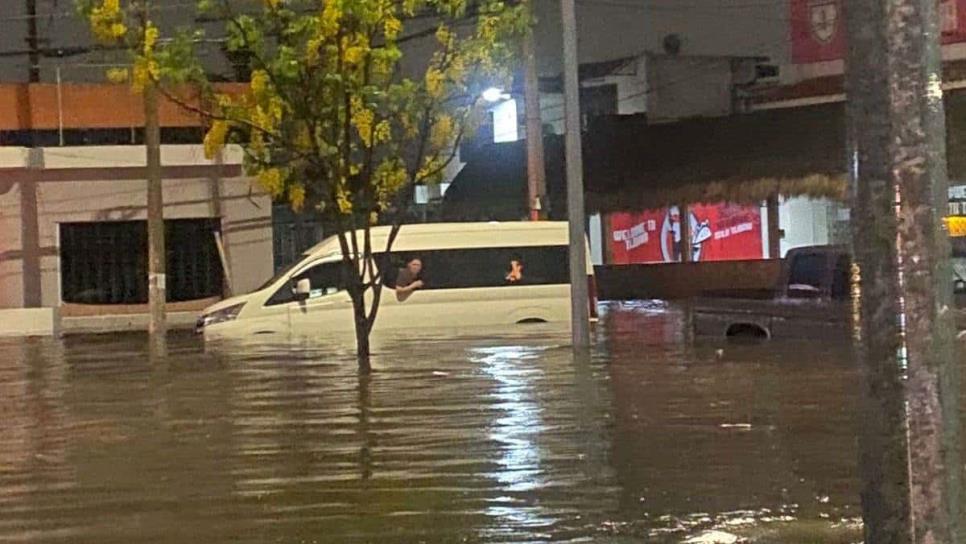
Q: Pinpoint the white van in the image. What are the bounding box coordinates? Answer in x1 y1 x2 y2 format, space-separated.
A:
196 221 598 338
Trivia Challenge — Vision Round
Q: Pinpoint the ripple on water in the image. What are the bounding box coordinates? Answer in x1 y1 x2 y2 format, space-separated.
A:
0 304 863 543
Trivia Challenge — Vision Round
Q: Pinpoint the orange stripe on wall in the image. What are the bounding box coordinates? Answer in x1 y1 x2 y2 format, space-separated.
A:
0 83 249 131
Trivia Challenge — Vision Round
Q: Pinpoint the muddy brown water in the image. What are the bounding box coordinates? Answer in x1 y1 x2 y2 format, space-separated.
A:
1 302 866 543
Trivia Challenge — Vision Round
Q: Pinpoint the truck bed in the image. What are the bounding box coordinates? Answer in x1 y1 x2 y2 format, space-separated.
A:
692 295 850 341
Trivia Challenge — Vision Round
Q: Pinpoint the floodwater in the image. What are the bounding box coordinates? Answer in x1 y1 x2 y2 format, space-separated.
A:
0 302 866 543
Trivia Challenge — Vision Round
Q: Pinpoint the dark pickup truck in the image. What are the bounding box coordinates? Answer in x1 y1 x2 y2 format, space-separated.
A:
692 244 966 341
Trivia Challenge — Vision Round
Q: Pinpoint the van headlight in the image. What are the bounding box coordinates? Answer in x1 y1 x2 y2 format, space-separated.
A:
199 302 246 329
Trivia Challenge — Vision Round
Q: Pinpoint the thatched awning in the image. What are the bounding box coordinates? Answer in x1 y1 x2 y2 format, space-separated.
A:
446 93 966 218
582 102 849 211
587 174 848 212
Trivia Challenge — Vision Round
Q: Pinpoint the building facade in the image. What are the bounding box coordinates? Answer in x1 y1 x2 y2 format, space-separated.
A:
0 84 273 336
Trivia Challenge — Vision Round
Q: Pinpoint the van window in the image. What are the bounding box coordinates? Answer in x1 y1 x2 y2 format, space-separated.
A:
787 253 827 296
265 261 348 306
381 245 570 290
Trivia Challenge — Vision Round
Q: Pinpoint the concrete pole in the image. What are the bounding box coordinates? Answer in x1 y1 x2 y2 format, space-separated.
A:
766 194 781 259
522 4 546 221
845 0 960 541
145 84 166 337
560 0 590 348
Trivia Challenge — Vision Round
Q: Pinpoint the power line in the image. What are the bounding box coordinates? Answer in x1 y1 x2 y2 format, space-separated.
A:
579 0 792 9
0 0 203 23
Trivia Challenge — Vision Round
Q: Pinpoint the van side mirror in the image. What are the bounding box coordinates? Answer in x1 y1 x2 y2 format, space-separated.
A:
294 278 311 301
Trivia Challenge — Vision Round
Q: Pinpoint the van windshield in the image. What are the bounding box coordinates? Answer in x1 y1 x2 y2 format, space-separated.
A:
256 260 303 292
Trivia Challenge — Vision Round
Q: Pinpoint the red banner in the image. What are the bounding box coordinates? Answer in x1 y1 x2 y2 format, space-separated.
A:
791 0 966 64
609 204 764 264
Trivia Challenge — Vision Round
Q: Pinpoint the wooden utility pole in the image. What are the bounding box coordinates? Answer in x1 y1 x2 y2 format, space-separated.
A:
25 0 40 83
845 0 960 541
679 204 692 263
145 83 166 336
561 0 590 348
522 1 546 221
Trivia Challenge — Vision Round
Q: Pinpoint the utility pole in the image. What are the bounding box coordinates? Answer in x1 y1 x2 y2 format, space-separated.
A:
140 1 166 338
25 0 40 82
145 81 166 336
522 0 546 221
845 0 960 542
766 194 781 258
679 204 691 263
561 0 590 348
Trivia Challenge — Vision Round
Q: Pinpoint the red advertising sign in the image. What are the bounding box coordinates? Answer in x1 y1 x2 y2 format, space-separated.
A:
791 0 966 64
609 203 764 264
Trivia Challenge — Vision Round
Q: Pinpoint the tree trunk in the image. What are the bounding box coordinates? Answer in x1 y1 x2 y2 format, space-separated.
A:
845 0 961 541
353 290 372 373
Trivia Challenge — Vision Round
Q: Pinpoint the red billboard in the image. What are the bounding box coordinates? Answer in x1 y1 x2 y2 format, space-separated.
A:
791 0 966 64
609 203 764 264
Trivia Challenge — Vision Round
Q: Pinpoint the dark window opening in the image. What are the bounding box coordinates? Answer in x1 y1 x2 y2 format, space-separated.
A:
383 245 570 290
60 219 223 304
787 253 827 296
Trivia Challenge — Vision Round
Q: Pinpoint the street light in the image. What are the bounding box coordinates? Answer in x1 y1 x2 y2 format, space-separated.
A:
482 87 508 103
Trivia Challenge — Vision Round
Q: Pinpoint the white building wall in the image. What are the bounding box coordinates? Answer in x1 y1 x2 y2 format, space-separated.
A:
0 145 273 310
779 196 832 257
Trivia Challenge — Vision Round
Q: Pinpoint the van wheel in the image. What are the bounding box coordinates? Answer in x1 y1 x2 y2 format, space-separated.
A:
516 318 548 324
726 323 769 341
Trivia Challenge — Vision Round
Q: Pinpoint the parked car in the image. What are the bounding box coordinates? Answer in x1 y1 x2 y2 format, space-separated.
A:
693 245 966 341
196 221 597 338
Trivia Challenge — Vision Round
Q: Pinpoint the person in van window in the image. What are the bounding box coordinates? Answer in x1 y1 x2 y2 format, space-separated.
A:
505 255 524 284
395 257 424 302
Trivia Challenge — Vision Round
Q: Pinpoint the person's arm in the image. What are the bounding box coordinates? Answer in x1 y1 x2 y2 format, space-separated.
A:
395 279 424 302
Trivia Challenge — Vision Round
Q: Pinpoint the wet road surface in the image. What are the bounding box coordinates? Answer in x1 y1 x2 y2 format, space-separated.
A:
0 302 864 543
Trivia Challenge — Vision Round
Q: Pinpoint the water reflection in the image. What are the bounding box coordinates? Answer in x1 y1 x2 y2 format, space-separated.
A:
474 345 554 536
0 305 868 543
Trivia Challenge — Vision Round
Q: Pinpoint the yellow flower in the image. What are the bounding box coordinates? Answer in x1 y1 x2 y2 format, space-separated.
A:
89 0 126 44
425 67 445 99
106 67 129 84
416 157 443 182
336 187 353 214
203 121 229 160
306 35 324 65
344 45 365 65
109 22 127 39
143 24 159 55
289 184 306 211
257 168 286 197
320 0 342 38
375 159 408 200
429 114 454 149
373 120 392 144
384 16 402 40
350 97 375 147
250 70 270 100
435 25 453 47
131 56 159 93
